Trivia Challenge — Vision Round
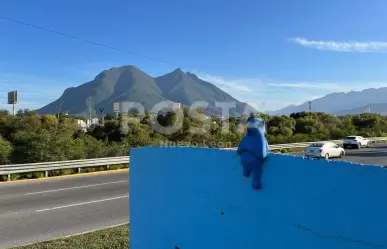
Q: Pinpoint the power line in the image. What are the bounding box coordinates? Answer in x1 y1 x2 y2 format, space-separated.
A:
0 16 177 66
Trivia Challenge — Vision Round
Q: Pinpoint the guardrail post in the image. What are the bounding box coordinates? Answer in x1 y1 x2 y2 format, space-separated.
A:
7 174 11 181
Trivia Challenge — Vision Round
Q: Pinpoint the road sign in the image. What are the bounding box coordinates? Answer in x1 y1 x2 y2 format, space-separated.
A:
8 90 17 104
113 102 120 112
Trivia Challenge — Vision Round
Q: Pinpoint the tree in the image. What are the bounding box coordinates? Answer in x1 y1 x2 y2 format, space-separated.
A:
10 131 57 163
104 141 130 157
105 114 116 121
0 136 12 164
2 108 387 165
77 135 107 159
266 116 295 137
0 110 9 118
15 115 42 133
124 123 155 147
0 115 18 139
290 112 310 119
10 131 84 164
57 116 79 136
41 114 59 131
339 116 357 136
140 111 151 125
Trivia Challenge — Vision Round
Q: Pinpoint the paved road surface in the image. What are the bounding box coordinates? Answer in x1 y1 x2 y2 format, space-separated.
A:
290 143 387 166
0 170 129 249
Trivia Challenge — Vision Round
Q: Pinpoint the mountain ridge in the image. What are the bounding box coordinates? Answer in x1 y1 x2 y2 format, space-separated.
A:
38 65 256 117
268 87 387 115
334 102 387 115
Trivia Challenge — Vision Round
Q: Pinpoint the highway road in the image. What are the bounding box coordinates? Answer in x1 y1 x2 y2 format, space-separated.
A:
1 145 386 248
290 143 387 166
0 170 129 249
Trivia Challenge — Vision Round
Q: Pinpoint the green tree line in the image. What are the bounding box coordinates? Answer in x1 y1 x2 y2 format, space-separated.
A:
0 108 387 165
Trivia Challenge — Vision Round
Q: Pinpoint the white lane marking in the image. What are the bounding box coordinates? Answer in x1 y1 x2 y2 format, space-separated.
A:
25 181 128 195
36 195 129 212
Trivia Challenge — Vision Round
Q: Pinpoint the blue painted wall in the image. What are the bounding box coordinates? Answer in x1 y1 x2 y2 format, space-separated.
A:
130 147 387 249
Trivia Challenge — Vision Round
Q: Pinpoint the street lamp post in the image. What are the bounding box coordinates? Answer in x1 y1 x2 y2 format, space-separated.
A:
99 107 105 126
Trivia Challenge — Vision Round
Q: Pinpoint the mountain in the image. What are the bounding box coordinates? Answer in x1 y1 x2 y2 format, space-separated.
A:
38 65 256 117
269 87 387 115
334 103 387 116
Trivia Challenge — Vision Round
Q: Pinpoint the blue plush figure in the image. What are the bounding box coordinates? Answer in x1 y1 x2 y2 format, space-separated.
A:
237 117 269 190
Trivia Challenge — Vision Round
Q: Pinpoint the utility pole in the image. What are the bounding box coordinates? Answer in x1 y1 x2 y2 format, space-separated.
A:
88 97 92 126
99 107 105 126
57 99 64 120
308 101 312 113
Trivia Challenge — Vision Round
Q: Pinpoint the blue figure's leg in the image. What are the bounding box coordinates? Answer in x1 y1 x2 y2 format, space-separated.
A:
252 161 263 189
242 163 251 177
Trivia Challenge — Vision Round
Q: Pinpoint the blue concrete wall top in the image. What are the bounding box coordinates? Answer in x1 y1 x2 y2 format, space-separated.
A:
130 147 387 249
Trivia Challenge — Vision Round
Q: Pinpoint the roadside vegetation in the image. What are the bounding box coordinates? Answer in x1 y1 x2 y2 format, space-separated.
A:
1 108 387 180
12 224 129 249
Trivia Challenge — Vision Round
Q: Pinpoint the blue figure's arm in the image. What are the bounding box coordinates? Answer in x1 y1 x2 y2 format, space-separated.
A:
264 139 269 157
260 134 268 159
252 133 269 159
237 137 247 155
237 147 246 155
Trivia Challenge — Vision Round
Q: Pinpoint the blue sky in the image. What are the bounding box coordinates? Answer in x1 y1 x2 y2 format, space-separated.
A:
1 0 387 112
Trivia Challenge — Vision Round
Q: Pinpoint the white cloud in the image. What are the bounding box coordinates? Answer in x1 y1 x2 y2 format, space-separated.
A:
289 37 387 53
196 73 254 93
193 71 387 112
267 81 387 92
193 72 314 112
266 82 340 90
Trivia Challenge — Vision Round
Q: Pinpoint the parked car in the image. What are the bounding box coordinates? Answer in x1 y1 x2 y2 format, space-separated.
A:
343 136 370 149
305 142 345 160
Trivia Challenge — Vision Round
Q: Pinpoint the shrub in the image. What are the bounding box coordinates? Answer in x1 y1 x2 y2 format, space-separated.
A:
109 164 129 170
49 168 78 177
82 166 106 173
11 172 45 180
0 136 12 164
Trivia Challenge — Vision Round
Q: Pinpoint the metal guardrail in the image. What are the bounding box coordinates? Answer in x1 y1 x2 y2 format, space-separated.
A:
1 137 387 182
0 156 129 181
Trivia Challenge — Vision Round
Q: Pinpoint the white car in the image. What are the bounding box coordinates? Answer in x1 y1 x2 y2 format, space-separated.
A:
305 142 345 160
343 136 370 149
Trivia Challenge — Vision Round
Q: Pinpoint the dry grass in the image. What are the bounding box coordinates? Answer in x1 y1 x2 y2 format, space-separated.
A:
13 224 129 249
